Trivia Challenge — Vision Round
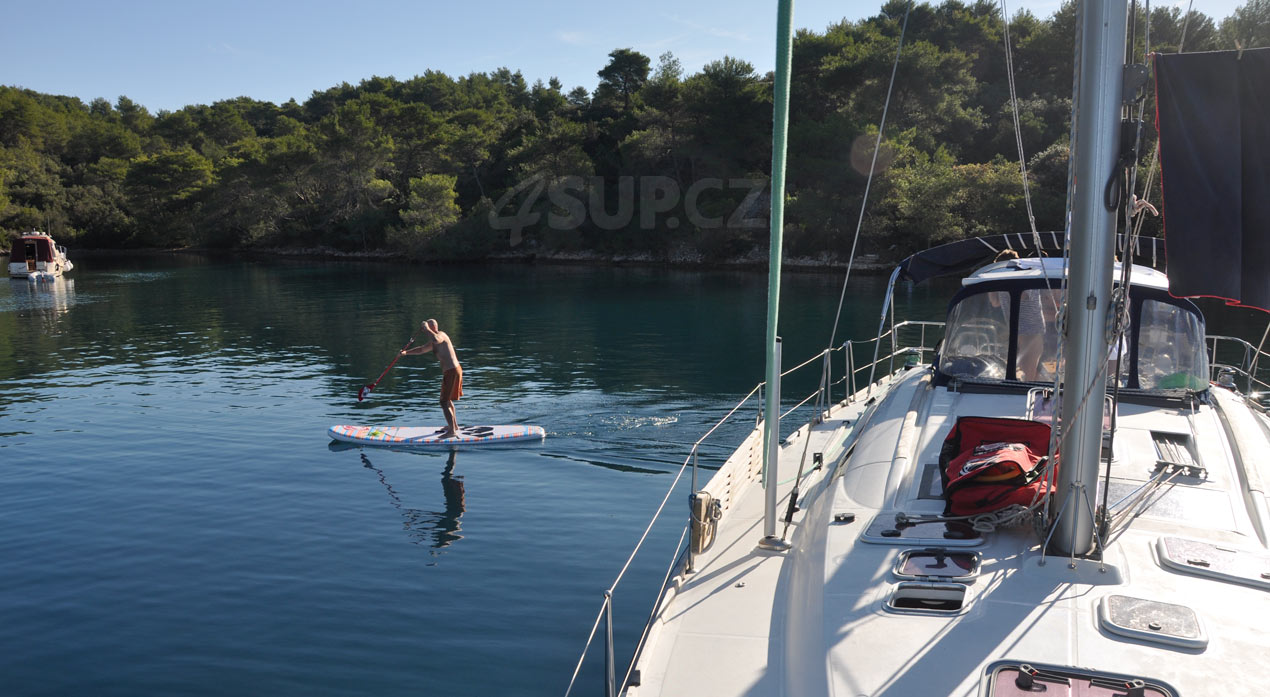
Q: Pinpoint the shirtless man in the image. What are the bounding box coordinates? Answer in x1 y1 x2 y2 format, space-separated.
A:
401 319 463 437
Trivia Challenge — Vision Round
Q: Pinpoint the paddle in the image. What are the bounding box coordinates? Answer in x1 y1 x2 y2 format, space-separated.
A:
358 329 422 402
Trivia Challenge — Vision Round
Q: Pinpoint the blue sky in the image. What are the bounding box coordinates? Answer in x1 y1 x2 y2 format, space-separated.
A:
2 0 1243 113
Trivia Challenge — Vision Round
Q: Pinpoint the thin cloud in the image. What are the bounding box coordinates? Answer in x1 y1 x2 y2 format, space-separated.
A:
663 13 751 42
556 31 588 45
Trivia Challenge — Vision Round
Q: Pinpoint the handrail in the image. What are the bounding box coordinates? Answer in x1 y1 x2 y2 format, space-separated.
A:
1208 334 1270 395
781 344 842 378
566 319 947 696
843 320 944 402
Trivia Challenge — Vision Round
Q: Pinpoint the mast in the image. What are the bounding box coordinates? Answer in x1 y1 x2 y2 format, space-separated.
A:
760 0 795 547
1052 0 1128 556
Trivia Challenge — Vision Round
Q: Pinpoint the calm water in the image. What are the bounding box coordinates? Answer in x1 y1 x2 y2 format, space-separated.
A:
0 256 1261 696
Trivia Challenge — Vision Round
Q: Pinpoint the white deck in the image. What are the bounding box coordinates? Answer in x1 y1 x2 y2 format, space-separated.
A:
629 368 1270 697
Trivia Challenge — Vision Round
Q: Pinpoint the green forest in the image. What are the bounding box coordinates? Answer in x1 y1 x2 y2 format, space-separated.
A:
2 0 1267 264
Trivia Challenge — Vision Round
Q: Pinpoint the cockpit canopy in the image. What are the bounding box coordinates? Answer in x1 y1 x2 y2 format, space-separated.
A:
936 258 1209 391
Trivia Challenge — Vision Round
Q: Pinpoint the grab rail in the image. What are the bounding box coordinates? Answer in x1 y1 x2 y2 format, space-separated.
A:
1207 334 1270 396
564 320 945 697
843 320 944 400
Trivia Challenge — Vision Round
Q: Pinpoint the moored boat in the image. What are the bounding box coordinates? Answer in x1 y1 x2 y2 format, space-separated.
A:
8 231 74 280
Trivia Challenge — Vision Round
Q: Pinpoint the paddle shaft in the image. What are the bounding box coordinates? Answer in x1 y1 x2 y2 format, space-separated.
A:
359 331 422 401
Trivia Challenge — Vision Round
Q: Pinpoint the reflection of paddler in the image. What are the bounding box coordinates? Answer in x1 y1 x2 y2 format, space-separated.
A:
434 450 465 550
442 450 465 519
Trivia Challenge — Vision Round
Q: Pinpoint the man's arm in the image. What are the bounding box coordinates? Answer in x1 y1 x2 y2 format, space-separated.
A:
403 341 434 356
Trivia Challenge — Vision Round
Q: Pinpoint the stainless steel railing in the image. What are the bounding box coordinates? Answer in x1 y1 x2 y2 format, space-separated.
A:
1207 334 1270 396
564 320 945 697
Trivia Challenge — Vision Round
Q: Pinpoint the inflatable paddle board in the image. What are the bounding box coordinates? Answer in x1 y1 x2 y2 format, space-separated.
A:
328 424 545 446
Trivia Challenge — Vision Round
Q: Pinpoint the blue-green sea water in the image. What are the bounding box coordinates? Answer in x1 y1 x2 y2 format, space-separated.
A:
0 255 1260 696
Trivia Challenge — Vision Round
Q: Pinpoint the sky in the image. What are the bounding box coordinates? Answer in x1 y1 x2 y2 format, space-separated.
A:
2 0 1245 114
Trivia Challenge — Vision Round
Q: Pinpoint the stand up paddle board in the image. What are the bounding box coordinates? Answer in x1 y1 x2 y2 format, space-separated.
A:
328 424 545 446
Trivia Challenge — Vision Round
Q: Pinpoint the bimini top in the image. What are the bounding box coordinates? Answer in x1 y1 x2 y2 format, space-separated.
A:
965 256 1172 292
896 233 1167 284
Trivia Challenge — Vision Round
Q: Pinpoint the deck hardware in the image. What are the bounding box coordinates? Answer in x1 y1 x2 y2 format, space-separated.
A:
1014 664 1038 689
881 528 900 537
813 452 823 467
1122 63 1149 101
757 535 792 552
1122 679 1147 697
894 548 980 582
1157 537 1270 589
833 512 856 523
1217 368 1237 388
886 582 967 614
627 670 640 687
735 582 745 588
1099 595 1207 649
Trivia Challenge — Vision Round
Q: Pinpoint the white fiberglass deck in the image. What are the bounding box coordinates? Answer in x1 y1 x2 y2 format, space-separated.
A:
630 368 1270 697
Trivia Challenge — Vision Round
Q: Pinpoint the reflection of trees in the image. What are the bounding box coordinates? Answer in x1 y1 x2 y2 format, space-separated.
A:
360 451 465 551
0 256 957 405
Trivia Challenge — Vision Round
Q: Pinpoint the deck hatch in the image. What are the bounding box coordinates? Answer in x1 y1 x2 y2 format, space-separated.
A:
893 548 980 582
861 513 983 547
885 582 967 614
1156 536 1270 590
1150 431 1200 472
1097 595 1207 649
986 662 1177 696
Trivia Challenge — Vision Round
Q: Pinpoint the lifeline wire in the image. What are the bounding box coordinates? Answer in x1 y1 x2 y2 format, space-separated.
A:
826 0 912 350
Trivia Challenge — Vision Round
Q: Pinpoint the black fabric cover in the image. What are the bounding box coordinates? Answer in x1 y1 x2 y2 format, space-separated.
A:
1155 48 1270 312
895 233 1165 285
897 233 1065 284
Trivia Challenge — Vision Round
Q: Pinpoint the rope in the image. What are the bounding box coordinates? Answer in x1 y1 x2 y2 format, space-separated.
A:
826 0 913 350
1000 0 1040 237
892 502 1041 535
1178 0 1195 52
1102 0 1153 524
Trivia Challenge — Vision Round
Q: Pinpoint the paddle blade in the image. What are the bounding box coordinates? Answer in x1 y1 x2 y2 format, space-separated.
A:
357 385 370 402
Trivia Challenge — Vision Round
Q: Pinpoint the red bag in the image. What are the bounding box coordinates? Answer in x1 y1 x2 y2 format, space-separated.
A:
939 417 1056 516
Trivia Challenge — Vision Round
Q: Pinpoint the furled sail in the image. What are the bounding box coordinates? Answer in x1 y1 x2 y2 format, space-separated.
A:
1155 47 1270 311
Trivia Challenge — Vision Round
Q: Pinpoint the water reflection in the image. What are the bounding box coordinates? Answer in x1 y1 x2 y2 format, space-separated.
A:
3 277 78 316
358 451 466 553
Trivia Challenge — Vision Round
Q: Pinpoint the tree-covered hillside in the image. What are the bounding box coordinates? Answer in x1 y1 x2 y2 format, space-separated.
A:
1 0 1266 262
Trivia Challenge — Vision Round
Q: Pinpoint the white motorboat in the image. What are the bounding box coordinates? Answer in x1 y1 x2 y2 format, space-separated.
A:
569 2 1270 696
8 231 74 280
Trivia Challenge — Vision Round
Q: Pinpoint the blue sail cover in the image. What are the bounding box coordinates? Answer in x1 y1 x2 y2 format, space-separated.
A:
1155 48 1270 311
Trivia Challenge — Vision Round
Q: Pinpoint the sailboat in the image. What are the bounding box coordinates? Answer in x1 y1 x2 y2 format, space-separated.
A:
568 1 1270 696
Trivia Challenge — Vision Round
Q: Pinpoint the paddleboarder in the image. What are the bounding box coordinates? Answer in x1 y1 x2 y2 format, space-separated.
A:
401 319 463 437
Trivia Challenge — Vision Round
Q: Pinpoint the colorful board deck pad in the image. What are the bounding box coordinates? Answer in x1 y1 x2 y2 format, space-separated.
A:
328 424 545 446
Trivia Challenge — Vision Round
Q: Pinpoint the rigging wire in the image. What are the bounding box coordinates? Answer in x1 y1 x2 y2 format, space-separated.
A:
1000 0 1040 237
1101 0 1154 528
826 0 913 350
1131 0 1192 244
